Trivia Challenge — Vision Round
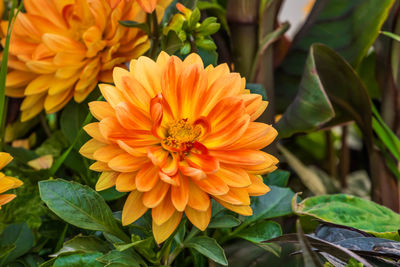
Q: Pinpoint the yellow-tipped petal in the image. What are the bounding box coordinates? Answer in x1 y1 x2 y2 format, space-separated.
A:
152 211 182 244
122 190 148 226
185 205 211 231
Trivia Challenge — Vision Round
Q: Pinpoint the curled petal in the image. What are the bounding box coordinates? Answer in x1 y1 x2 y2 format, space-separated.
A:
186 153 219 174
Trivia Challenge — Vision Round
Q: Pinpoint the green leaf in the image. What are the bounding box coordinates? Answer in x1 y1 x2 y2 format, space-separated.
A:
99 187 127 202
35 131 69 157
208 215 241 228
188 8 201 29
0 245 15 258
162 31 184 55
0 223 34 265
264 170 290 187
96 249 146 267
277 44 373 148
60 101 90 149
246 83 267 101
195 38 217 50
248 185 294 223
118 20 149 33
296 220 324 267
185 236 228 266
39 179 129 243
275 0 395 110
53 252 103 267
236 221 282 243
53 235 112 257
293 194 400 240
198 48 218 66
381 30 400 42
356 51 380 99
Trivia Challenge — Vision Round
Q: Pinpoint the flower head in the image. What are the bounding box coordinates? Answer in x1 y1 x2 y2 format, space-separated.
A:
80 52 278 243
0 152 23 209
4 0 171 121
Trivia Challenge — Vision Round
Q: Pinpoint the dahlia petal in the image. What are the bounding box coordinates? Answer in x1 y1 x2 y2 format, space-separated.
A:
21 99 45 122
250 101 268 121
44 88 73 113
116 172 137 192
121 75 151 111
186 152 219 174
171 175 189 211
214 188 250 206
25 74 53 95
142 181 170 208
159 172 180 186
115 102 152 130
90 161 112 172
137 0 157 13
117 141 148 157
215 199 253 216
79 139 106 160
183 53 204 66
0 152 13 170
226 123 277 150
133 56 161 96
0 176 23 193
209 150 270 166
193 175 229 196
93 144 125 162
152 211 182 244
122 190 148 225
161 154 179 176
213 166 251 188
6 71 37 88
42 33 86 53
156 51 171 67
99 83 127 108
247 174 270 196
0 194 17 207
161 56 183 118
83 122 109 143
152 192 175 225
26 60 58 74
147 146 168 167
48 75 79 95
113 67 130 91
95 172 118 191
179 165 207 180
89 101 115 121
185 205 211 231
108 153 148 172
135 162 159 192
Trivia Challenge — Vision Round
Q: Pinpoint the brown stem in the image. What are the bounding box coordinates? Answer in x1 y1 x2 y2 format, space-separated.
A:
339 126 349 188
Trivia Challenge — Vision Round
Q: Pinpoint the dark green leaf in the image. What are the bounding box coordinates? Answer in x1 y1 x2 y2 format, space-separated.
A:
0 245 15 258
356 52 380 99
188 8 201 29
264 170 290 187
246 83 267 101
162 31 184 55
185 236 228 266
119 20 149 33
39 179 129 242
275 0 395 110
53 252 103 267
99 187 127 202
293 194 400 240
296 220 324 267
96 249 146 267
248 186 294 223
53 235 112 257
236 221 282 243
60 102 90 149
0 223 34 265
198 48 218 66
208 215 241 228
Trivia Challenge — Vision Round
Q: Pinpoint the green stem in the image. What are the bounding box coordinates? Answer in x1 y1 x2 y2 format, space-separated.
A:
39 113 52 138
54 223 68 253
0 97 8 151
150 11 159 60
167 228 200 265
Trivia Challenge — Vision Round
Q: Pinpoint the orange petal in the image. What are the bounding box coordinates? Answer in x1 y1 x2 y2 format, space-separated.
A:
152 191 175 225
171 175 189 211
0 152 13 170
89 101 115 121
152 211 182 244
0 176 23 193
137 0 157 13
186 153 219 174
116 172 137 192
185 205 211 231
122 190 148 225
213 165 251 188
96 172 118 191
0 194 16 207
227 123 277 150
161 154 179 176
108 153 149 172
142 181 170 208
247 174 270 196
209 150 269 165
83 122 109 143
179 165 207 180
214 188 250 205
147 146 168 167
187 179 210 211
93 144 125 162
135 162 159 192
42 33 86 53
115 102 152 130
90 161 112 172
99 83 127 108
80 139 106 160
193 175 229 196
159 172 180 186
215 199 253 216
24 74 53 95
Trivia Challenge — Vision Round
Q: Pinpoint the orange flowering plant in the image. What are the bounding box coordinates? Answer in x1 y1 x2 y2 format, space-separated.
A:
5 0 399 266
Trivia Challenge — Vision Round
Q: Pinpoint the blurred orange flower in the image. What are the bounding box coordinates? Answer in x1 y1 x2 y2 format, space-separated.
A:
3 0 171 122
0 152 23 209
80 52 278 243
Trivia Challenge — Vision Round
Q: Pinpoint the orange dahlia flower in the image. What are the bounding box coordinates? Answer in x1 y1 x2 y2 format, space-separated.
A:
3 0 171 122
0 152 23 209
80 52 278 243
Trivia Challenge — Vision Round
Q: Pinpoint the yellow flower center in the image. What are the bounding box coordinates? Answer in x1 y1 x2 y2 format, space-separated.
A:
163 119 202 150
